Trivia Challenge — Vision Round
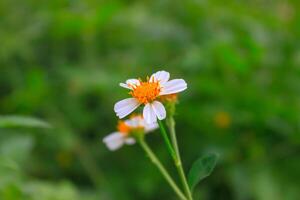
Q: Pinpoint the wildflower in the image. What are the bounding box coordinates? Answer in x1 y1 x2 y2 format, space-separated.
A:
214 111 231 129
103 115 158 151
114 71 187 124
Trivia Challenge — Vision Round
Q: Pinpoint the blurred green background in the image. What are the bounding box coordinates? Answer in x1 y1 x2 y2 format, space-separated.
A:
1 0 300 199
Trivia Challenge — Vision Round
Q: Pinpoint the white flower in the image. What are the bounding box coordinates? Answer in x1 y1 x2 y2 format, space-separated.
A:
103 115 158 151
114 71 187 124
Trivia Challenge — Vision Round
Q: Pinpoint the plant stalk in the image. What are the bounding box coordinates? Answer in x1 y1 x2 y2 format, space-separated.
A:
158 120 176 160
138 138 187 200
167 116 193 200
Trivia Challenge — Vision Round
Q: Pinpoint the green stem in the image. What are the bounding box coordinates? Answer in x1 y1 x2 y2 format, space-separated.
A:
167 117 193 200
158 120 176 160
138 138 187 200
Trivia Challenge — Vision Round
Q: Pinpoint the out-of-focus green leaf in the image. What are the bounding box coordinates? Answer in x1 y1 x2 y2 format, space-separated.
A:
0 183 23 200
252 169 281 200
0 135 34 165
188 153 218 191
0 156 20 171
24 181 79 200
0 116 51 128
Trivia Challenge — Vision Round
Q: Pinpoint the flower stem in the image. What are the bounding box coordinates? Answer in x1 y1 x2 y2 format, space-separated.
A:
138 138 187 200
167 116 193 200
158 120 176 160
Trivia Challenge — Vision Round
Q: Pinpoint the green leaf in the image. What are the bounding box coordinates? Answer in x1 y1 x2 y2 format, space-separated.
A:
0 156 20 171
0 115 51 128
188 153 218 191
0 135 34 165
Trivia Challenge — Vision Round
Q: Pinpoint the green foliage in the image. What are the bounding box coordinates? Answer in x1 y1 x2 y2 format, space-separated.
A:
0 116 51 128
0 0 300 199
24 181 79 200
188 153 218 192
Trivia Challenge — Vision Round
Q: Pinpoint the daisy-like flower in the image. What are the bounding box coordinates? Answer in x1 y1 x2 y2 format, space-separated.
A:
114 71 187 124
103 115 158 151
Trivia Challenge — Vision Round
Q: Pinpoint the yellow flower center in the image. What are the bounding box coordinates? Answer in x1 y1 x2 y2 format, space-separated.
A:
117 119 145 136
130 79 161 104
117 121 131 136
214 111 231 129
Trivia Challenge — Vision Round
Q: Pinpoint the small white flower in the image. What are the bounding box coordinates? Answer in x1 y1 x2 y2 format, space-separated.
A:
114 71 187 124
103 115 158 151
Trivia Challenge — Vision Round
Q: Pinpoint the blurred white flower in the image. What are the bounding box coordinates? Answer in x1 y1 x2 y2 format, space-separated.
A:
114 71 187 124
103 115 158 151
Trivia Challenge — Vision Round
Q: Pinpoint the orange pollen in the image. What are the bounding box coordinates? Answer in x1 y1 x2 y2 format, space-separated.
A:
117 121 131 136
130 80 161 104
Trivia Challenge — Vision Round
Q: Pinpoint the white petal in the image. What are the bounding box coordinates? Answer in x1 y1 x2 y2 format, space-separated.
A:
150 71 170 83
114 98 140 119
143 103 157 124
144 122 159 133
151 101 166 120
160 79 187 95
125 138 136 145
119 83 132 89
119 79 140 90
103 132 122 143
126 79 140 86
125 116 143 128
103 132 125 151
